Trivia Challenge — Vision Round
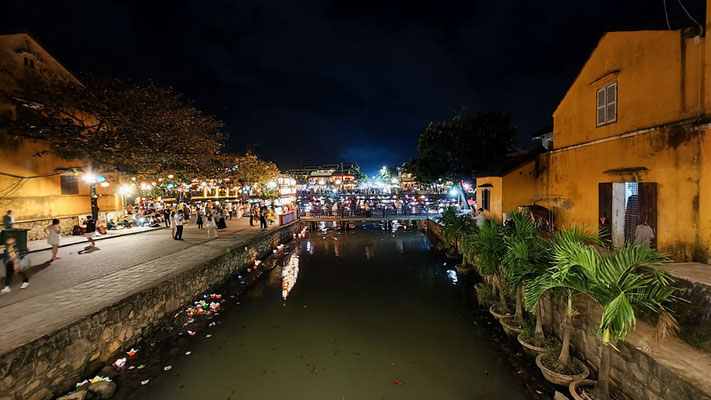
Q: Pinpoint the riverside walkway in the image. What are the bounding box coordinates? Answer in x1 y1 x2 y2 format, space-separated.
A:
0 217 279 355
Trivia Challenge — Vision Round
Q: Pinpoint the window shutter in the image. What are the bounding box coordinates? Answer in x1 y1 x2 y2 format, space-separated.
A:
596 88 606 126
606 83 617 123
638 182 657 248
598 182 613 244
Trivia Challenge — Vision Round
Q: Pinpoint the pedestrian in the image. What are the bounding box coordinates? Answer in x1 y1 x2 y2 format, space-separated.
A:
206 214 217 238
174 210 184 240
170 210 176 237
236 204 242 219
473 208 486 227
217 209 227 231
249 205 255 226
2 210 14 230
1 237 29 294
163 208 171 228
196 212 204 230
82 215 97 248
44 218 61 260
260 206 268 229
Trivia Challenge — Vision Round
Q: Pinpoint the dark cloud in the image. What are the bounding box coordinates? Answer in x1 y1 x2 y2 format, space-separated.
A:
2 0 706 176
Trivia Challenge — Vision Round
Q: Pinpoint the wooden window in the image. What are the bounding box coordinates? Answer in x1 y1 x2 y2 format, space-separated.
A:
598 182 612 245
481 188 491 211
596 81 617 126
60 175 79 195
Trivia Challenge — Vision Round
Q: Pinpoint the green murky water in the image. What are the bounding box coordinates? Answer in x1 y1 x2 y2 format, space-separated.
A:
132 223 528 399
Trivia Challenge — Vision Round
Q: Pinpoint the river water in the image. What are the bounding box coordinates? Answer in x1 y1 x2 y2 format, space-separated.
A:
132 223 528 399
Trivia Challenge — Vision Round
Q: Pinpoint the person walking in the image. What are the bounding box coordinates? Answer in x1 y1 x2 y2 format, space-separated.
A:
196 212 204 230
174 210 184 240
217 208 227 231
82 215 97 248
44 219 61 260
1 237 29 294
2 210 14 230
206 213 217 238
163 208 171 228
236 204 242 219
260 206 268 229
249 205 255 226
170 210 176 237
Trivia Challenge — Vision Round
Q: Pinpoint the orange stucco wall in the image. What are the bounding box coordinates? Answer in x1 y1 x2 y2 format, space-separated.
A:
475 177 502 223
0 33 122 223
541 29 711 262
553 31 705 149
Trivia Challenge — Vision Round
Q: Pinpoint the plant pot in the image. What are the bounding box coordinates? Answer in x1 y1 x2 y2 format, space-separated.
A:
489 303 511 319
517 334 548 356
569 379 597 400
535 353 590 386
455 263 475 274
499 315 524 335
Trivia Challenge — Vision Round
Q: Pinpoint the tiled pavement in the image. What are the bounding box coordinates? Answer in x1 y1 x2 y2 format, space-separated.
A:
0 217 278 355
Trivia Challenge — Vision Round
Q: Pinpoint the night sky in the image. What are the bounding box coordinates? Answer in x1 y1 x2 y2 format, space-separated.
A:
2 1 706 176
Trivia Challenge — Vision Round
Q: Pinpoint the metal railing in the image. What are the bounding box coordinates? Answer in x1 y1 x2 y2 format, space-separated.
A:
297 206 436 219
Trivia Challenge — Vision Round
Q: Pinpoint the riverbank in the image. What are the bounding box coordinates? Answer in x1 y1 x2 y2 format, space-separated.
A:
425 218 711 400
0 221 302 400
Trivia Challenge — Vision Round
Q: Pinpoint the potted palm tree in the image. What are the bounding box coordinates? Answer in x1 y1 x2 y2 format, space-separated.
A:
568 243 677 400
525 227 597 386
467 220 510 319
499 212 546 335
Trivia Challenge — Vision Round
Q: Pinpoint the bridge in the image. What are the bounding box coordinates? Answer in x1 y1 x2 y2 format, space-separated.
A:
297 208 434 222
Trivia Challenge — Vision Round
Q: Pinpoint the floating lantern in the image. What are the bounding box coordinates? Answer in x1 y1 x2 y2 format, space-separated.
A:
126 348 138 357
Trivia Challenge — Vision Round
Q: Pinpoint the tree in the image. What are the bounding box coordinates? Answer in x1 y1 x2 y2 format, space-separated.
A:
2 74 225 217
574 244 676 399
465 220 509 311
222 151 280 198
525 227 600 371
375 165 398 184
502 211 549 330
407 107 518 184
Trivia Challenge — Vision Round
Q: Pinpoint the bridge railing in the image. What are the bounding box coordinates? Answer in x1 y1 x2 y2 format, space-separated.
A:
297 206 436 219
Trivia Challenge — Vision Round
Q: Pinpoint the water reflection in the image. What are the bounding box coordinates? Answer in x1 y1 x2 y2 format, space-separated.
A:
281 253 300 300
132 223 528 400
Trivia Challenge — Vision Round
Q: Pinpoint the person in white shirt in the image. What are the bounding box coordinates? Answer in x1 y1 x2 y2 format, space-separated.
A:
173 210 185 240
473 208 486 227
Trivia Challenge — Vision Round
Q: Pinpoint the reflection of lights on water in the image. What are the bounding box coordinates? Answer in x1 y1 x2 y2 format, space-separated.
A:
306 241 311 253
282 254 300 300
446 269 458 285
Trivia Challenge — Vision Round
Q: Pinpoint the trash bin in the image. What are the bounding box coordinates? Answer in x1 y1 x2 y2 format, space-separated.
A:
0 229 29 253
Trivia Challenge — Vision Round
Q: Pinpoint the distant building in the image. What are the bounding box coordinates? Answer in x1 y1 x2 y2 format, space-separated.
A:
285 163 360 189
0 32 124 239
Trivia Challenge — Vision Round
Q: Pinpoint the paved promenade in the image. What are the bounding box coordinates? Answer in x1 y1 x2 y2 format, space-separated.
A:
0 217 279 355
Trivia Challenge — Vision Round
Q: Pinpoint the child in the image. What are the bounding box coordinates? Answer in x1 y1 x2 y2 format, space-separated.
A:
1 237 29 294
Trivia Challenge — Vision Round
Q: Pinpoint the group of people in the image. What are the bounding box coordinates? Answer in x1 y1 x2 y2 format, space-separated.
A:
0 199 278 295
248 204 274 229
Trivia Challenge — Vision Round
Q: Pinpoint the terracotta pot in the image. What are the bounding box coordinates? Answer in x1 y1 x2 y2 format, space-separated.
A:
489 304 511 319
569 379 597 400
535 353 590 386
517 334 547 356
455 263 475 274
499 315 524 335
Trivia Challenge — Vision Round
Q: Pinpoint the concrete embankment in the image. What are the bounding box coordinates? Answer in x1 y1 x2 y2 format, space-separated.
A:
0 222 302 400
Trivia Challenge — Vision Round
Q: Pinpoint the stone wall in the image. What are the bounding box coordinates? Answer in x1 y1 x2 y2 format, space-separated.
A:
0 222 302 400
13 216 78 241
539 294 710 400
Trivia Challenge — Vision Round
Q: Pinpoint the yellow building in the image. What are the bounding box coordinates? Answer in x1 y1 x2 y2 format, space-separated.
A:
537 25 711 262
0 33 124 240
474 148 543 224
476 0 711 263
